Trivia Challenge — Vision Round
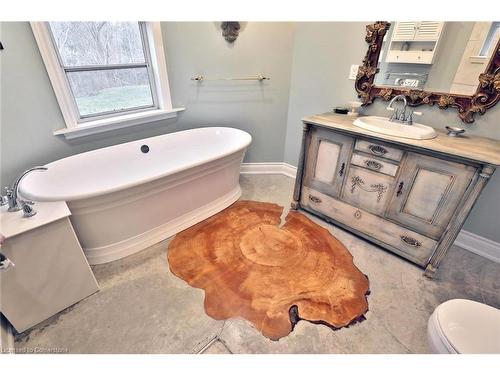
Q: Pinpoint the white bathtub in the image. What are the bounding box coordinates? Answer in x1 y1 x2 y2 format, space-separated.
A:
20 127 252 264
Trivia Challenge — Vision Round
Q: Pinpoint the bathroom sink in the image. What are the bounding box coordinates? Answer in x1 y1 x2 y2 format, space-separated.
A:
353 116 437 140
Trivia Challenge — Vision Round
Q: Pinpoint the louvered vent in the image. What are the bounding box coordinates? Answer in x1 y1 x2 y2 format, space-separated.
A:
392 22 417 41
414 22 443 41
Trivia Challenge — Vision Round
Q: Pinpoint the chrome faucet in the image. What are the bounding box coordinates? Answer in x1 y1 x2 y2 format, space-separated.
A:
2 166 48 217
387 94 411 124
386 94 423 125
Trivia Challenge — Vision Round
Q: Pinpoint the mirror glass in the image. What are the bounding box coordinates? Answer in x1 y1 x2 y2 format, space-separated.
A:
374 22 500 96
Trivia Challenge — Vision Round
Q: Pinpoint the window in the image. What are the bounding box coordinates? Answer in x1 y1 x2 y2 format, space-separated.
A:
31 22 183 139
479 22 500 57
48 22 157 119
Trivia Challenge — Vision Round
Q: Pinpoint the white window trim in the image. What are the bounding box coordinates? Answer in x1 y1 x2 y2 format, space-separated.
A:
30 22 184 139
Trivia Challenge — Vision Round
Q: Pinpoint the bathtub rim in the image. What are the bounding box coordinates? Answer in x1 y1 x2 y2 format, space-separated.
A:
20 126 252 202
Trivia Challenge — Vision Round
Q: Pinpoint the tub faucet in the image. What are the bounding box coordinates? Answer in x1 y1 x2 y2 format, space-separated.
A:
2 166 48 216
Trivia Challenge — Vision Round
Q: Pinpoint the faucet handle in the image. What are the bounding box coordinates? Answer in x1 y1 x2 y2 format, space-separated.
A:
20 200 37 218
412 111 422 116
386 107 395 111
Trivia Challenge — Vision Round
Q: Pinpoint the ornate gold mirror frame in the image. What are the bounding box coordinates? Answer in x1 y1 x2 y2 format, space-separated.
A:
355 22 500 123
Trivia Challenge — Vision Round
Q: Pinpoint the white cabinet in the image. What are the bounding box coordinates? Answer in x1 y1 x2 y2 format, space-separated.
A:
386 21 444 64
0 201 99 333
392 21 443 41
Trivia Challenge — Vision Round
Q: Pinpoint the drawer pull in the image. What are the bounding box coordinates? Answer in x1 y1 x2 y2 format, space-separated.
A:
339 162 346 177
368 144 388 156
354 210 362 220
364 160 382 171
400 235 421 248
396 181 404 197
309 195 322 204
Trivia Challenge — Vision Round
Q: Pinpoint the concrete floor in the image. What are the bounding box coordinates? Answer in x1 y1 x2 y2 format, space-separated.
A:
12 175 500 354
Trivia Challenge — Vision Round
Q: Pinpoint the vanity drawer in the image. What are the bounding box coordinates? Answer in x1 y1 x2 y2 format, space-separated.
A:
355 140 404 162
386 50 434 64
341 165 394 216
301 187 437 266
350 152 399 177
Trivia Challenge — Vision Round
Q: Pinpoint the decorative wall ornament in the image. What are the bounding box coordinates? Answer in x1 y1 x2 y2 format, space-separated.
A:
355 22 500 123
221 22 240 43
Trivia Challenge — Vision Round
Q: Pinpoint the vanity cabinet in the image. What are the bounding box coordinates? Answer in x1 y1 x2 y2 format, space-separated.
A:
292 113 500 277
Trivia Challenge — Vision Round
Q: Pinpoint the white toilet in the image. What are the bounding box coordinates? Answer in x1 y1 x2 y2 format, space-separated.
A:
427 299 500 354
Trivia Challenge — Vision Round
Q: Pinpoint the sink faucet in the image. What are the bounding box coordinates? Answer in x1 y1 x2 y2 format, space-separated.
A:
386 94 423 125
387 94 411 124
2 166 48 216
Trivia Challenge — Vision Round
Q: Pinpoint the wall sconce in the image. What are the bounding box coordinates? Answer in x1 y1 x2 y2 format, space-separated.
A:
221 22 240 43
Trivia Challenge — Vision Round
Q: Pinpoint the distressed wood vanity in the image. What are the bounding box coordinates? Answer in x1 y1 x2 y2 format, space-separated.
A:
292 113 500 277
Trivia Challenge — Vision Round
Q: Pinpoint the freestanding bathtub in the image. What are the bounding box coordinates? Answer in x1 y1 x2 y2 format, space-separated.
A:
20 127 252 264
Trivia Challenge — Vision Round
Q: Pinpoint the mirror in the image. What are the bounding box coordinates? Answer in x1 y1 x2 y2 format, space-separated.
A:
355 22 500 123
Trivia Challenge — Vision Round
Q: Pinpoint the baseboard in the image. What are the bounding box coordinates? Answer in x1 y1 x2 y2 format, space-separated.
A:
241 162 297 179
454 230 500 264
241 162 500 263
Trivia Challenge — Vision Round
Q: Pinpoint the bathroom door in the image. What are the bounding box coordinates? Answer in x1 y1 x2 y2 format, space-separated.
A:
303 127 354 199
386 153 476 240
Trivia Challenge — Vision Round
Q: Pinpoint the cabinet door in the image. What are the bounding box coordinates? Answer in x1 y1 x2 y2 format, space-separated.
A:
414 21 443 41
386 153 476 239
303 128 354 199
392 22 417 41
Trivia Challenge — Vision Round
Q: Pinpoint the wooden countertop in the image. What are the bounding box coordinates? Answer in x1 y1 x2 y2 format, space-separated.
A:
303 113 500 166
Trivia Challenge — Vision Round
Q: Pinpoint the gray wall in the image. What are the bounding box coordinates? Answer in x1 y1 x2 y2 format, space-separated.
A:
284 22 500 242
161 22 294 163
0 22 294 186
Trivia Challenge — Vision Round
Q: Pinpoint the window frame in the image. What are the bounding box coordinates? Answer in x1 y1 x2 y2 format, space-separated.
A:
479 22 500 57
31 22 183 139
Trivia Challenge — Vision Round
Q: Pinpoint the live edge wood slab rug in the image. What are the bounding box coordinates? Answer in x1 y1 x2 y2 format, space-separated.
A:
168 200 369 340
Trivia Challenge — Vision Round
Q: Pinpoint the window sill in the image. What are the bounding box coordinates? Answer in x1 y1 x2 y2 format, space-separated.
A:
53 108 185 140
469 55 487 64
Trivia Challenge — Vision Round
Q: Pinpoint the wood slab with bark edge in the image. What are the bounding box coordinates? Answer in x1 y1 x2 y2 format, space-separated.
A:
167 200 370 340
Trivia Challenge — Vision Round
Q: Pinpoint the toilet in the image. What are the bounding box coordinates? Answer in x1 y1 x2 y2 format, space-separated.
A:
427 299 500 354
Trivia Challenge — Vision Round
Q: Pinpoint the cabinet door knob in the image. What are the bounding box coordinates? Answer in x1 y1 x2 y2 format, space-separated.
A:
396 181 404 197
339 162 346 177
